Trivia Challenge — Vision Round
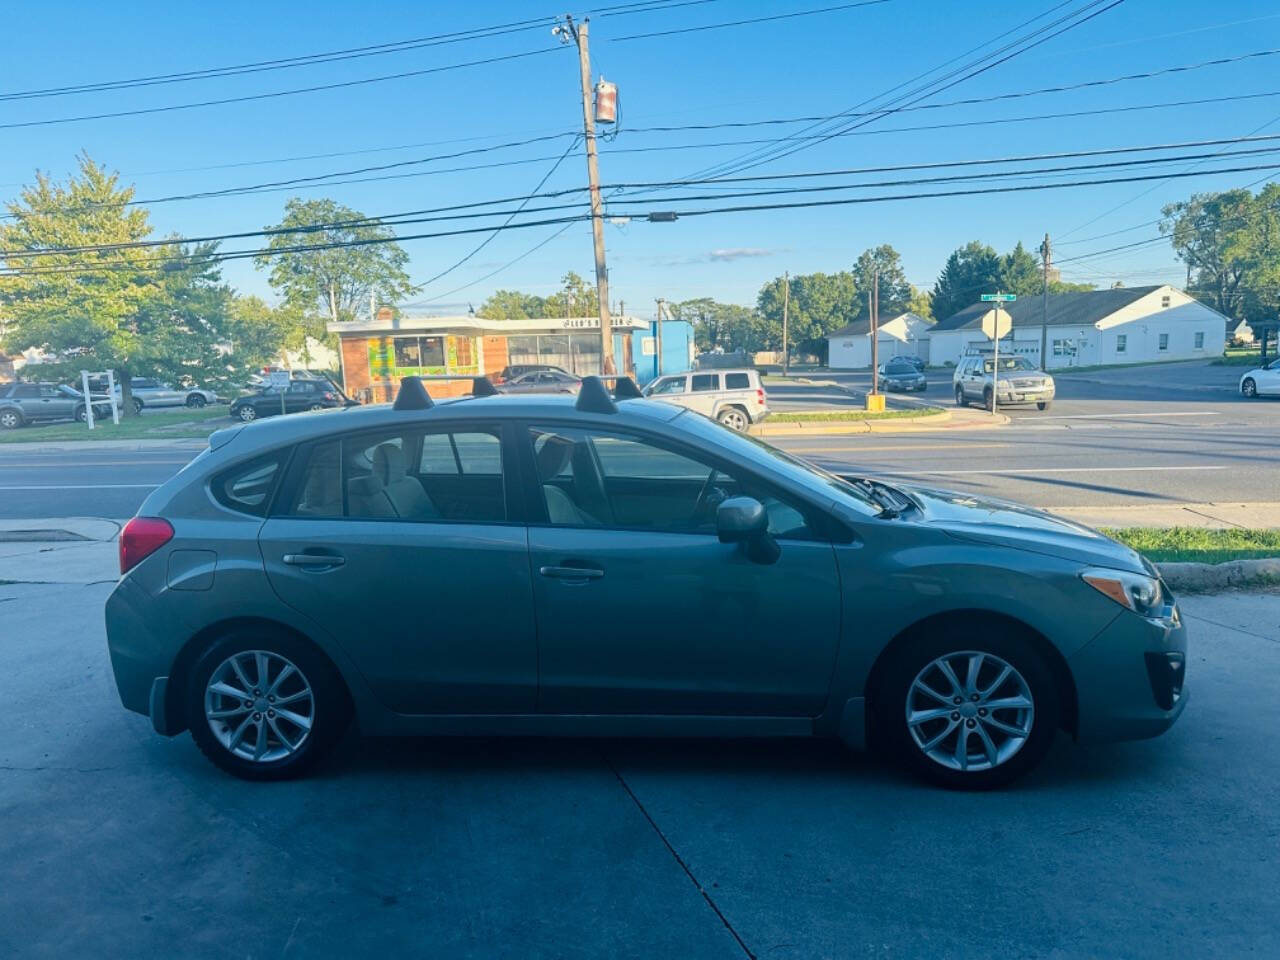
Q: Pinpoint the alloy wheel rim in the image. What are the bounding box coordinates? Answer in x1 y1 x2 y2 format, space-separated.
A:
905 650 1034 773
1244 379 1255 396
723 411 746 430
1 412 17 427
239 407 256 421
204 650 314 763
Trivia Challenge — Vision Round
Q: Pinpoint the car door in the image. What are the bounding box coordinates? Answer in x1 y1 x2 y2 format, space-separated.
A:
522 423 842 717
688 372 721 416
38 384 75 419
1261 359 1280 395
284 381 317 412
258 422 537 714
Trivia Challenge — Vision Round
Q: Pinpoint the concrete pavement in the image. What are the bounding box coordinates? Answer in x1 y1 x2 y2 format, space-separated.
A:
2 578 1277 959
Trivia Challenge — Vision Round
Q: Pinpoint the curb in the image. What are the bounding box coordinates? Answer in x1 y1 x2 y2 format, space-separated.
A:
0 437 210 453
749 409 1014 437
1157 557 1280 593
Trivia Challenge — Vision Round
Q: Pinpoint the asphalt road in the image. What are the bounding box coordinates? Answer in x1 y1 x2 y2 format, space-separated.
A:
2 578 1277 959
2 366 1275 518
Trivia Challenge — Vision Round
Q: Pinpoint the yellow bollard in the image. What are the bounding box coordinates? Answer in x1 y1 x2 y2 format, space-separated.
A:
865 394 886 413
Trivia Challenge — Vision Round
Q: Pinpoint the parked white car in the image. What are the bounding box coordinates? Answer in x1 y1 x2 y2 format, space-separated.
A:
641 369 770 430
1240 358 1280 398
116 377 221 413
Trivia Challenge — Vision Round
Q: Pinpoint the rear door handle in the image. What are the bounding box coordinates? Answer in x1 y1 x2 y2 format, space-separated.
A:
539 565 604 581
283 552 345 569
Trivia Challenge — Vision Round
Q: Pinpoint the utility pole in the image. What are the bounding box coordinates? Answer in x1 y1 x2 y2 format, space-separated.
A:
781 271 790 375
655 298 665 378
1039 233 1051 370
870 268 880 393
559 16 615 374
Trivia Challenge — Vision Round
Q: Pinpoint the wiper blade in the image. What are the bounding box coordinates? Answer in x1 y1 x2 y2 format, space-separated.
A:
849 477 903 518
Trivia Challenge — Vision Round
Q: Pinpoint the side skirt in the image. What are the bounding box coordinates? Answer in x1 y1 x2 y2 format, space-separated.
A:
358 712 817 739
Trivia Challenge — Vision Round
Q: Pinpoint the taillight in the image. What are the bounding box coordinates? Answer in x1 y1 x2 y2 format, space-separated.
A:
756 388 765 405
119 516 174 575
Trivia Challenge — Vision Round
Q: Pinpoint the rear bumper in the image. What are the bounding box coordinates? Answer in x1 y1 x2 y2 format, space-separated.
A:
1068 605 1188 743
105 576 176 721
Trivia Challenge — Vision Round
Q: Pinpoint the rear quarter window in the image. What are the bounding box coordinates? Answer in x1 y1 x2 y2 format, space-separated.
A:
211 454 285 516
724 373 750 389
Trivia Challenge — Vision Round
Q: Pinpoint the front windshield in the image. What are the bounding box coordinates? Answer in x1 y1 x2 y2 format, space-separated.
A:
983 356 1035 373
675 411 884 516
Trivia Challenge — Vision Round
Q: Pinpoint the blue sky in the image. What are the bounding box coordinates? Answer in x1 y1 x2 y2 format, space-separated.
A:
3 0 1279 318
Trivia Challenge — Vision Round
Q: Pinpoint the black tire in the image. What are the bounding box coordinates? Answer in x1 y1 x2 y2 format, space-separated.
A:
872 628 1059 790
75 404 88 422
1037 401 1050 411
1242 377 1257 398
185 628 351 781
131 397 144 415
984 388 994 412
954 385 967 408
186 393 207 408
0 408 23 430
308 403 324 411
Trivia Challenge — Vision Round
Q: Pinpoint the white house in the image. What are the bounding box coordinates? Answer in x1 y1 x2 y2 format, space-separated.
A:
928 285 1228 370
827 312 933 369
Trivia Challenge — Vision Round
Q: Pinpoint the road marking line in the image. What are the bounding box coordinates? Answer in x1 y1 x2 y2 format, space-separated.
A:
1029 411 1221 420
0 484 160 490
874 465 1228 477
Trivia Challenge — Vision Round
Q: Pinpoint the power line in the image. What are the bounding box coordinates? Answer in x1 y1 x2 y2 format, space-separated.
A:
0 47 565 131
608 0 892 41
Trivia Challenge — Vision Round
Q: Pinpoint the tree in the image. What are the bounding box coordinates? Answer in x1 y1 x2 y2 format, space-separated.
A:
906 285 933 320
542 271 599 317
255 197 412 352
851 245 909 319
757 271 858 362
224 295 296 381
998 241 1042 298
929 241 1001 320
477 289 546 320
669 298 765 353
0 156 240 414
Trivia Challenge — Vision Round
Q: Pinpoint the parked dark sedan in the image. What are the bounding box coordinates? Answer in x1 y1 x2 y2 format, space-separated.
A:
496 363 570 383
229 380 345 422
877 359 928 392
499 370 582 394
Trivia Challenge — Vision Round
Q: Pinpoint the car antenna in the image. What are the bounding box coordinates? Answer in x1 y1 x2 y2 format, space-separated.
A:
612 376 643 399
574 376 618 414
470 376 499 397
393 376 434 410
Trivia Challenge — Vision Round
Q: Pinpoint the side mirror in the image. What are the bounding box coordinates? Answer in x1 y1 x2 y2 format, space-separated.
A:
717 497 781 564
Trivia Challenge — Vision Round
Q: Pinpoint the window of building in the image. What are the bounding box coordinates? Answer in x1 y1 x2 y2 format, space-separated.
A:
1159 333 1169 351
1052 339 1066 356
286 428 506 523
394 338 421 368
1161 294 1171 308
1116 334 1127 353
724 372 751 389
390 336 445 372
529 426 814 539
690 373 720 392
1194 332 1205 349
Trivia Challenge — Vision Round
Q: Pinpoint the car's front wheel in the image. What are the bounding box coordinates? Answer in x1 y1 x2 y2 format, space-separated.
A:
186 393 207 408
1242 377 1257 398
874 631 1059 789
186 630 351 781
237 405 257 422
1037 401 1051 411
0 409 23 429
75 405 88 422
954 385 967 407
308 403 325 411
717 407 749 431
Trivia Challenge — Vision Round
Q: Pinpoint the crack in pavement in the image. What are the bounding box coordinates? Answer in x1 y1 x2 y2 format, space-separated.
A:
1184 612 1278 643
601 751 756 960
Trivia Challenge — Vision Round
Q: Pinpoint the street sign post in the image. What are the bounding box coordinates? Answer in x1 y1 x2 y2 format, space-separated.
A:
979 294 1016 415
268 370 291 417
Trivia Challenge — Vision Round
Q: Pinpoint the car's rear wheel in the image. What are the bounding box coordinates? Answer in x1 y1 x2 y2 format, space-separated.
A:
1242 377 1257 398
131 398 144 415
873 631 1058 790
717 407 749 431
954 385 967 407
0 409 23 429
186 629 350 781
186 393 207 408
237 405 257 422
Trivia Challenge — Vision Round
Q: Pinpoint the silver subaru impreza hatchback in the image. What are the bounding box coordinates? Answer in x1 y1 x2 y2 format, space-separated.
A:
106 376 1186 789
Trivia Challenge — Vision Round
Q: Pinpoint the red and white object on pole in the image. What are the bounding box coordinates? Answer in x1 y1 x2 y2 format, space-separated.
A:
594 77 617 124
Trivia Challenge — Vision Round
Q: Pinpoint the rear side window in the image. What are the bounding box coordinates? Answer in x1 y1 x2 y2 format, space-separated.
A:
212 455 284 516
724 373 750 389
691 374 720 392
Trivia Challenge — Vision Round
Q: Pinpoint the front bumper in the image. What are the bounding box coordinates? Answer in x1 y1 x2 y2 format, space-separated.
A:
1068 603 1188 742
997 383 1055 404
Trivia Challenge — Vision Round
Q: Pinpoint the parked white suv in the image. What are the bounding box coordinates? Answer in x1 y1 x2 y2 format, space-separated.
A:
642 369 770 430
953 355 1055 411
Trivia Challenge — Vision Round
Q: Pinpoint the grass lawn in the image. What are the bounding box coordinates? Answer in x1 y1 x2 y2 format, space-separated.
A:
0 405 232 443
1211 350 1272 366
1103 527 1280 564
767 407 944 423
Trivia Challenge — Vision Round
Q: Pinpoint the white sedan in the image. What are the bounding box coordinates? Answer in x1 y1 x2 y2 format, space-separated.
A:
1240 358 1280 398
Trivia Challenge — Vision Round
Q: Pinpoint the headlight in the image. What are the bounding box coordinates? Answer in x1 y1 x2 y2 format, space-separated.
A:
1081 568 1164 617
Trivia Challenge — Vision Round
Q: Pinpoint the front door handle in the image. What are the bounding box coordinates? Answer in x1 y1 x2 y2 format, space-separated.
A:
539 565 604 581
283 552 345 569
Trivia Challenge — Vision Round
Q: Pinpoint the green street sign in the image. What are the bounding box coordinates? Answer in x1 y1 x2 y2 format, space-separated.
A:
981 294 1017 302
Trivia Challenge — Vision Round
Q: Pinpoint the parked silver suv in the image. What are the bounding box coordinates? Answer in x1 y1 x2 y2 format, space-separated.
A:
642 368 770 430
953 355 1055 411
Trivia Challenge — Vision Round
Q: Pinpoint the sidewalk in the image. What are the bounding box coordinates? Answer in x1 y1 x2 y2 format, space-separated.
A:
0 518 121 585
1050 501 1280 530
750 407 1009 436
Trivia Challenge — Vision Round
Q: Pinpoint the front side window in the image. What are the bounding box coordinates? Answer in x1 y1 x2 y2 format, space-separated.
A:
39 385 62 398
649 376 687 395
286 427 505 522
691 374 720 392
528 426 815 538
